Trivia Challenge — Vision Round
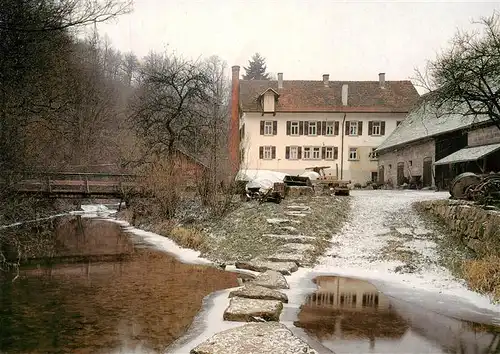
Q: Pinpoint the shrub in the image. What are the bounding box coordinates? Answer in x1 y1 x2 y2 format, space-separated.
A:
462 256 500 302
169 226 208 252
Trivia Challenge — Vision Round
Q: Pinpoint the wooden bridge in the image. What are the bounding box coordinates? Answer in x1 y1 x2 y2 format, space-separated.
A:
9 172 139 199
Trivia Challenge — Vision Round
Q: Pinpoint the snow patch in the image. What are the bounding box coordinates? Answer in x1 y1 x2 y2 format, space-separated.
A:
237 169 288 191
106 219 213 266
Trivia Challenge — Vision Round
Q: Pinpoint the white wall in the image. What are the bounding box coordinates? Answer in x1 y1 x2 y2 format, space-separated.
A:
240 111 406 184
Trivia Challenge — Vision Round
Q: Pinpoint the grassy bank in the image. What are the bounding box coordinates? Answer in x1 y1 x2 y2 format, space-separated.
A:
122 195 351 265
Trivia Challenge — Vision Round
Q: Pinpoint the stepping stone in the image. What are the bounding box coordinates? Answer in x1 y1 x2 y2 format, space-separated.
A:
286 205 311 212
229 284 288 303
266 253 310 267
278 243 315 254
250 270 289 289
266 218 290 225
262 234 316 244
284 212 308 217
190 322 317 354
235 259 298 275
223 297 283 322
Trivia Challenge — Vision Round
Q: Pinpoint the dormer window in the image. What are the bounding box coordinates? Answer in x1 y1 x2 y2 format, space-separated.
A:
263 91 275 112
258 88 279 115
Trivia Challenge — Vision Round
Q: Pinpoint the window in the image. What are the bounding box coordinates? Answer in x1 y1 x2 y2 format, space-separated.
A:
325 147 334 160
259 146 276 160
263 146 272 159
312 147 321 159
290 146 298 160
290 121 299 135
349 147 359 160
324 146 338 160
308 121 317 136
325 121 334 135
369 148 378 160
264 121 273 135
303 147 311 159
372 121 381 135
349 121 358 135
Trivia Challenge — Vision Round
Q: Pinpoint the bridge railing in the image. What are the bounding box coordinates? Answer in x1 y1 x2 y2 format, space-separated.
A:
10 172 140 196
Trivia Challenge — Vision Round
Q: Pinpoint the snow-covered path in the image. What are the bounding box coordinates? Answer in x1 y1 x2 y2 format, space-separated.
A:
311 190 500 319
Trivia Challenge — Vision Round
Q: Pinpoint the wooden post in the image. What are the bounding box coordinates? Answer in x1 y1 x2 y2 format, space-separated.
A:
46 176 52 193
84 176 89 193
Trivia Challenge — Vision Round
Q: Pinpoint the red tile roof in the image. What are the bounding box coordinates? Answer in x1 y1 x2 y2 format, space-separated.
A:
239 80 420 113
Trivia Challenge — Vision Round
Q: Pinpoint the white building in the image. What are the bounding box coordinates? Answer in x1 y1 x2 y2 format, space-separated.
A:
233 68 420 184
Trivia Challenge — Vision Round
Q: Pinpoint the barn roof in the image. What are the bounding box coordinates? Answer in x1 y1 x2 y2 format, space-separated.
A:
376 100 491 152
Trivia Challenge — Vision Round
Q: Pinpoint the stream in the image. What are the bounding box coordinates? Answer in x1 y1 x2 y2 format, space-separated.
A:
0 216 240 353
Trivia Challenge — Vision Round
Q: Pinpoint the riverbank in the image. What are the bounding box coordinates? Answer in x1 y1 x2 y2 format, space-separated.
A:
416 199 500 302
120 195 351 267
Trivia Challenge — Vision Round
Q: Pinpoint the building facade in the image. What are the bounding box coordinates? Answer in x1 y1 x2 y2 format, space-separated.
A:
376 98 500 189
231 66 420 184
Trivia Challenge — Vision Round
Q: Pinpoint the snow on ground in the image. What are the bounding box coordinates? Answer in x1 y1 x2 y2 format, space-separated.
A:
312 189 500 317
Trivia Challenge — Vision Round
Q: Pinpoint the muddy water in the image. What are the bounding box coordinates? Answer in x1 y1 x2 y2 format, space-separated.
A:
0 217 239 353
295 276 500 354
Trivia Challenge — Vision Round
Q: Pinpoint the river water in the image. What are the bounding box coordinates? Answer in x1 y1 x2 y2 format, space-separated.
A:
0 216 239 353
2 212 500 354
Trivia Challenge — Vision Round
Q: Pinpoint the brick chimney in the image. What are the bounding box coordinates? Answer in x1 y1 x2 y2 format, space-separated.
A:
229 65 240 176
323 74 329 87
379 72 385 88
277 73 283 89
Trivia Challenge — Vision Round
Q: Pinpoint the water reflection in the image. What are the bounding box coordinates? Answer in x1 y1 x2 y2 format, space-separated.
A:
294 276 500 354
0 218 239 354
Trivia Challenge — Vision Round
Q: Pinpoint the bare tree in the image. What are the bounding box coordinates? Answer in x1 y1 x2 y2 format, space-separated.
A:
0 0 132 32
129 53 212 162
415 11 500 130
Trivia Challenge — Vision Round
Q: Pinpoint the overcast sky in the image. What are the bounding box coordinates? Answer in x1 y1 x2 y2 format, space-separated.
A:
98 0 499 86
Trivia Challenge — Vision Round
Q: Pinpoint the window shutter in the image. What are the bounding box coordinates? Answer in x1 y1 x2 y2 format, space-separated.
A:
304 121 309 135
322 121 327 135
345 121 350 135
334 147 339 159
259 146 263 159
381 121 386 135
298 147 302 159
285 146 290 159
358 121 363 135
334 121 339 135
260 121 264 135
273 121 277 135
286 121 291 135
299 121 304 135
368 121 373 136
271 146 276 159
321 147 326 159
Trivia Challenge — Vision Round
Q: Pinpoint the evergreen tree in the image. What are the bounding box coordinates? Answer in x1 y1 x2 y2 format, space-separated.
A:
243 53 270 80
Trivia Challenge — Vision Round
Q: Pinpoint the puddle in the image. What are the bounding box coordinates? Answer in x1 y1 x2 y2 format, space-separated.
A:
294 276 500 354
0 217 240 353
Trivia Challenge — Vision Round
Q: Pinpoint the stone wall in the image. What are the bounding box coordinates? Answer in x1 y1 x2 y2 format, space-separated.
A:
416 200 500 256
378 139 435 186
468 125 500 147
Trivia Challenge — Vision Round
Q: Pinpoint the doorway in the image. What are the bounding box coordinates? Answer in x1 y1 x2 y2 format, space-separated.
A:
397 162 405 186
423 157 432 187
378 165 384 185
